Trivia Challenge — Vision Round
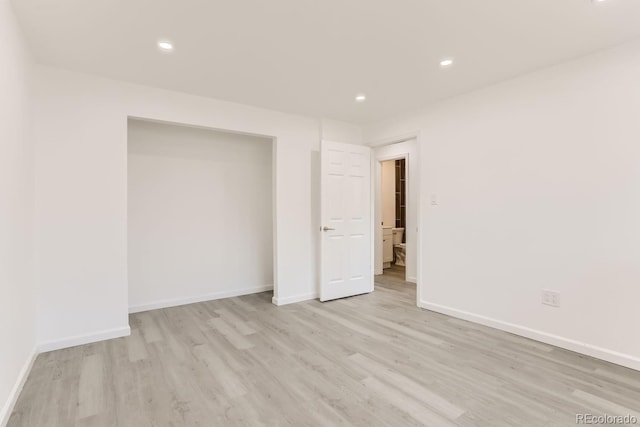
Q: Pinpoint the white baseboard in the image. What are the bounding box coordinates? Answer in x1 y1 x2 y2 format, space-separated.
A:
272 292 317 306
0 347 37 427
129 285 274 314
406 276 417 284
38 326 131 353
419 300 640 371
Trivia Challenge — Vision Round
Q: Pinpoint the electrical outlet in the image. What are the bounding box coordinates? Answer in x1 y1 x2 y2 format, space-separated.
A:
541 289 560 307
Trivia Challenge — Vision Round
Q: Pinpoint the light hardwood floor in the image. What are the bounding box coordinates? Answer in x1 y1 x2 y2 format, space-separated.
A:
8 272 640 426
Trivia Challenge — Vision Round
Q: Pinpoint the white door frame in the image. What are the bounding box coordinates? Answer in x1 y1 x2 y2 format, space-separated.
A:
369 132 422 306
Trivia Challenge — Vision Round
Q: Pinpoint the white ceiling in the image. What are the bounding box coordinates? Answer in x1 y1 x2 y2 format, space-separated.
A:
12 0 640 123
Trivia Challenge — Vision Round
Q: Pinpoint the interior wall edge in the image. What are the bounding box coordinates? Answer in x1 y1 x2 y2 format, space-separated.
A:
1 0 37 423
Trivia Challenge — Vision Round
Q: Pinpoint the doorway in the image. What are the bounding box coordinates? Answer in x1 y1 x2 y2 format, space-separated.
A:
381 158 407 277
373 139 418 285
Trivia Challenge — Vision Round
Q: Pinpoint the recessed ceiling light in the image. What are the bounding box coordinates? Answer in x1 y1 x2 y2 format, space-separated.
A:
440 58 454 68
157 40 174 52
355 93 367 103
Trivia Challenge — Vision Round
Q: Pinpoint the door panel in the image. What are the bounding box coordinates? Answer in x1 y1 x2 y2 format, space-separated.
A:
320 140 372 302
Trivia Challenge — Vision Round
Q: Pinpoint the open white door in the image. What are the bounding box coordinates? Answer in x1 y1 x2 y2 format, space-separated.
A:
320 140 372 302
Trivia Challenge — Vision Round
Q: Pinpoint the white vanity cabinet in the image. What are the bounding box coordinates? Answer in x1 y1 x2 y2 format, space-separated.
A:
383 226 393 268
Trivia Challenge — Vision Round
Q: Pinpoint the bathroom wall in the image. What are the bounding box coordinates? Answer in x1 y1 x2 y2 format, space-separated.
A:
127 119 273 312
381 160 396 227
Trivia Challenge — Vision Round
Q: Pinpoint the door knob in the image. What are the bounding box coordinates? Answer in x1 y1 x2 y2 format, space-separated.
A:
322 226 335 232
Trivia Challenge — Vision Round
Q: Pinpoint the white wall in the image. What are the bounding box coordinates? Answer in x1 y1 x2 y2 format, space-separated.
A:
364 39 640 370
127 120 273 312
381 161 396 228
33 66 331 349
373 140 418 282
0 1 36 425
320 118 363 145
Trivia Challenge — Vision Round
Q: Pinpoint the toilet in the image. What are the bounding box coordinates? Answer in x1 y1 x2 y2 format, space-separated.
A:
392 228 406 266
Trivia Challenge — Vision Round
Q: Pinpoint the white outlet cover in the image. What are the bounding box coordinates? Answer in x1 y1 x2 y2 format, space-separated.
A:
541 289 560 307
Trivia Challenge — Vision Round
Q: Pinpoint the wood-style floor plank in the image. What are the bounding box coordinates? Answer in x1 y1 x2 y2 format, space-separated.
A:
8 266 640 426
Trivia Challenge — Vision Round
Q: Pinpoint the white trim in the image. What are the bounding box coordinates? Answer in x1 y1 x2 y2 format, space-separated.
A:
415 131 423 306
37 326 131 353
0 347 37 427
370 144 376 298
272 292 318 306
271 137 279 304
419 300 640 371
406 276 417 284
367 132 419 148
129 285 274 313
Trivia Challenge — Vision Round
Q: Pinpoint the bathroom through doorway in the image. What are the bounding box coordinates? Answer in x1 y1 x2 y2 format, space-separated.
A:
381 158 407 278
373 138 418 287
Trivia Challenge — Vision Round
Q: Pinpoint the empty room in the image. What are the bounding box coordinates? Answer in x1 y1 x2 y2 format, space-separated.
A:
2 0 640 426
